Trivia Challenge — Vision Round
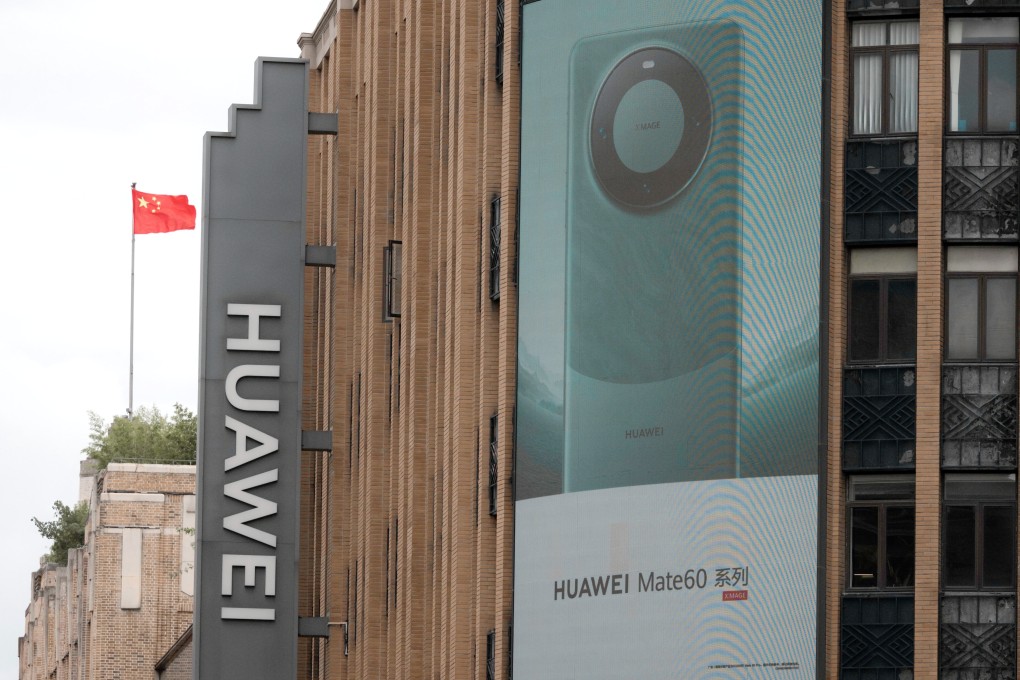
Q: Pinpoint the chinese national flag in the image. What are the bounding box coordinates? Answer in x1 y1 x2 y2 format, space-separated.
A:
132 188 196 234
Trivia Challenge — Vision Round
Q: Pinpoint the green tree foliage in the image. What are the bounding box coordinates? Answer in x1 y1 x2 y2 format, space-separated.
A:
83 404 197 469
32 501 89 566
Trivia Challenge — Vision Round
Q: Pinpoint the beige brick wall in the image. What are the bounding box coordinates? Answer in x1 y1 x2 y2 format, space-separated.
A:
914 5 945 678
297 1 518 678
826 0 847 675
19 464 195 680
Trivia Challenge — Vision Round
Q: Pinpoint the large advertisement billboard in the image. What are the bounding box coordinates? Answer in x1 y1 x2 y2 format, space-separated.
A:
515 0 821 676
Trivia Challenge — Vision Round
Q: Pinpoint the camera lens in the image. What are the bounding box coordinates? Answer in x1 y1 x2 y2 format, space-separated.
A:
590 48 711 208
613 80 685 174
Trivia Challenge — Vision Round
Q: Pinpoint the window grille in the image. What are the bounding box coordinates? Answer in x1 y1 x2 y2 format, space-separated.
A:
486 630 496 680
495 0 505 85
489 413 498 516
384 241 402 318
489 196 502 302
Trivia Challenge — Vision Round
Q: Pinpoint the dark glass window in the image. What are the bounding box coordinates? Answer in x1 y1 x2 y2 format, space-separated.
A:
848 476 915 590
948 18 1019 133
490 195 502 302
495 0 505 85
945 505 977 585
489 413 498 517
850 279 880 360
852 21 919 136
384 241 402 319
849 276 916 362
887 279 916 360
486 629 496 680
943 473 1016 590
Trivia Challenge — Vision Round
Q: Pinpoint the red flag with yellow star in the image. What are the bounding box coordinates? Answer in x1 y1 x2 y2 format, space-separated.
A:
131 188 196 234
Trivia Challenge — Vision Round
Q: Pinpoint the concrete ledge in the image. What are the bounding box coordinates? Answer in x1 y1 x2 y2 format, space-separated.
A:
106 463 196 474
100 492 165 503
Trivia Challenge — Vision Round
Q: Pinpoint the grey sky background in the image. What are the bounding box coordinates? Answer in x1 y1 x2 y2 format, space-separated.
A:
0 1 330 676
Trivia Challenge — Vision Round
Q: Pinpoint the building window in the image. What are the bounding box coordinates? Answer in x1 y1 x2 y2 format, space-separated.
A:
384 240 402 319
943 473 1016 590
948 18 1019 134
848 248 917 363
513 188 519 287
852 20 919 136
495 0 505 85
486 629 497 680
490 195 502 302
848 475 915 589
946 246 1018 362
488 413 498 517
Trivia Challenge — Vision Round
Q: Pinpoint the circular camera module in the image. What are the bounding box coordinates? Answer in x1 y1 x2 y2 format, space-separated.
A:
590 47 712 209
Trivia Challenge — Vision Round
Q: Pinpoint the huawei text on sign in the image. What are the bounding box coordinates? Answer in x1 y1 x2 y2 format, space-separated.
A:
220 303 282 621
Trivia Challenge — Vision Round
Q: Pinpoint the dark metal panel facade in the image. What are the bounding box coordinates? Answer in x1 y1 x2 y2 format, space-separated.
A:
942 365 1018 469
944 138 1019 241
845 140 919 244
843 367 917 470
841 595 914 680
941 595 1017 680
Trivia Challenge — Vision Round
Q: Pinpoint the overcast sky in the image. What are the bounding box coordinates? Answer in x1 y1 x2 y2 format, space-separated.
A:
0 1 330 676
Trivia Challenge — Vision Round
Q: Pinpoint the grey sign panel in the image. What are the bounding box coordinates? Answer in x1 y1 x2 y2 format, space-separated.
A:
195 58 308 680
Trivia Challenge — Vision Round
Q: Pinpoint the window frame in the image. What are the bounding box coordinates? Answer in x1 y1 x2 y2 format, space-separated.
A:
494 0 505 85
850 19 920 138
944 271 1018 362
383 240 402 320
848 273 917 364
942 474 1017 591
946 18 1020 135
489 195 502 302
488 413 498 517
846 475 916 592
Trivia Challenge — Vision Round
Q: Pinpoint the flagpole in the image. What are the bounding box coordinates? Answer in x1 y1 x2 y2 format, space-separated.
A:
129 182 136 419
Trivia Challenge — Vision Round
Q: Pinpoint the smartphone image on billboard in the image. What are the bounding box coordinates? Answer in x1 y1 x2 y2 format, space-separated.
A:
564 20 743 493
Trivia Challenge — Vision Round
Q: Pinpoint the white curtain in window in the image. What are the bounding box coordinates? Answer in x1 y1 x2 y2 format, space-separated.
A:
889 21 919 46
852 23 914 135
942 20 966 132
855 53 883 135
852 22 886 47
949 49 962 131
889 51 918 134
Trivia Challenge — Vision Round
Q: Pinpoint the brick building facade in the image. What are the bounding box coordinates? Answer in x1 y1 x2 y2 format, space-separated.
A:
18 463 196 680
831 1 1020 678
292 0 519 677
294 1 1020 678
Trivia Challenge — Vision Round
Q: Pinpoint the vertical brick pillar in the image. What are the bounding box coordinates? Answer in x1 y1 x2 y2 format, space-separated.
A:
825 1 848 677
914 4 944 677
